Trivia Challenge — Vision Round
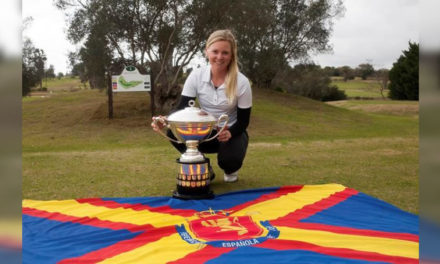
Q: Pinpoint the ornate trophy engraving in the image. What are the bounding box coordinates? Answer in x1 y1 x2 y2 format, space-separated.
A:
153 100 228 199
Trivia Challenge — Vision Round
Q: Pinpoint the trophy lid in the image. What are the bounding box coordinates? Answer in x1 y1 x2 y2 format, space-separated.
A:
167 100 217 123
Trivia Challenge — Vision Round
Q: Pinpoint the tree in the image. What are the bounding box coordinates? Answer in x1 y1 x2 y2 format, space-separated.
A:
338 66 355 81
57 0 344 113
78 25 112 89
68 51 85 78
45 64 56 79
273 63 346 101
57 72 65 79
22 40 37 96
388 42 419 100
323 66 339 76
230 0 344 89
374 68 389 99
22 61 37 96
356 63 374 80
57 0 228 114
34 49 47 90
22 38 47 95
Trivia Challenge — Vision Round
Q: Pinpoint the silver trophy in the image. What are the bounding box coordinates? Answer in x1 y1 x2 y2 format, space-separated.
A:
153 100 228 162
153 100 228 199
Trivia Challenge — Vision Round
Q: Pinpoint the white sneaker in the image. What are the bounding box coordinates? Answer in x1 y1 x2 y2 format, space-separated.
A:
223 171 238 182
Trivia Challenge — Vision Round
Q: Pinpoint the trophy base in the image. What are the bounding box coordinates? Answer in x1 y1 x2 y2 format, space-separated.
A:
173 158 215 200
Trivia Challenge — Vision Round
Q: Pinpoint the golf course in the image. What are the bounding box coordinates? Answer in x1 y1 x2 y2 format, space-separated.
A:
22 77 418 214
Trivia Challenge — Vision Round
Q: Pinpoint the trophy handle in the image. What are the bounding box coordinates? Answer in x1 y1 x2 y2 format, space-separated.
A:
202 114 229 142
152 116 181 144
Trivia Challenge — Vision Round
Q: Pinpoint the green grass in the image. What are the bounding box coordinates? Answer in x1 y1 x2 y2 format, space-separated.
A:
327 100 419 117
22 81 419 213
332 78 388 98
34 77 90 92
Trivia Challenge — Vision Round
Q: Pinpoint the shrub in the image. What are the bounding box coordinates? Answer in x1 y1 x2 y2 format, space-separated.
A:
321 85 347 101
273 64 347 101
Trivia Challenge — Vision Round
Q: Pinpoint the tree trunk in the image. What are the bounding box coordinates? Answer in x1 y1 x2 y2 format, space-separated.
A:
149 60 183 116
150 75 181 116
150 86 180 115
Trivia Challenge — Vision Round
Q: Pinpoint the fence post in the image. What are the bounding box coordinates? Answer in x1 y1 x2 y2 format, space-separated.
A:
107 70 113 119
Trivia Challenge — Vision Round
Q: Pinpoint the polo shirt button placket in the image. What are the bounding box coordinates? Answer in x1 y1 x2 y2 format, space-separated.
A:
213 83 218 103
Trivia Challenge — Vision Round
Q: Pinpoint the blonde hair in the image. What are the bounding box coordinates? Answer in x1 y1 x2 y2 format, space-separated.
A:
206 29 239 103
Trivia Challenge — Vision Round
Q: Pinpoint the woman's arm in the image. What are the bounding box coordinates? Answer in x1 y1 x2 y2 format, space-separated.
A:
228 107 251 137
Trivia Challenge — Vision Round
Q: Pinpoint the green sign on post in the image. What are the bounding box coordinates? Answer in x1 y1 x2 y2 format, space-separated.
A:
111 66 151 92
108 66 152 119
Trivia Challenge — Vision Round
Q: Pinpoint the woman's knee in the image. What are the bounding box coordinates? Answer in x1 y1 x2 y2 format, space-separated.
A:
217 155 244 173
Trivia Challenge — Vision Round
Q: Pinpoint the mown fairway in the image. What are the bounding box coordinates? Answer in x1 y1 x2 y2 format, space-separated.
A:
22 78 418 213
332 77 388 98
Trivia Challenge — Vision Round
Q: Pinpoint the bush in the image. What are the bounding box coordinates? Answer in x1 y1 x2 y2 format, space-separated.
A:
321 85 347 101
273 64 347 101
388 42 419 100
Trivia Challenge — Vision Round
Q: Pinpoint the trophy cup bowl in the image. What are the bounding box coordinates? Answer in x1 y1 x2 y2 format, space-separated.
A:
153 100 229 163
152 100 228 199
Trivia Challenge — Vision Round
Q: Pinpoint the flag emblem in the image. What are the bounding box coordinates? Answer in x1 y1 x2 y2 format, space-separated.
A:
176 209 278 249
189 214 263 241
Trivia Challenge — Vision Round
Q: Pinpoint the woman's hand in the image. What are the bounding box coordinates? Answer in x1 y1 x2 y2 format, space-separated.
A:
151 115 167 132
218 129 232 142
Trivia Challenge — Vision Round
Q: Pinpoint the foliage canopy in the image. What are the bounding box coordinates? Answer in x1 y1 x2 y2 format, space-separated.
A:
274 63 346 101
57 0 344 112
388 42 419 100
22 38 47 96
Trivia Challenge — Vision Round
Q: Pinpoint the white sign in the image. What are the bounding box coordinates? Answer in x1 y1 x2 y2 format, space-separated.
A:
112 66 151 92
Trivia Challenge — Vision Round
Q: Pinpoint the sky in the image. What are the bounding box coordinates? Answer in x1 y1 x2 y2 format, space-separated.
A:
22 0 76 74
312 0 418 69
18 0 421 74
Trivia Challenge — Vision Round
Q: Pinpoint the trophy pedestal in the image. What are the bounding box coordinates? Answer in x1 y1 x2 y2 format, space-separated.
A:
173 158 214 200
179 140 205 163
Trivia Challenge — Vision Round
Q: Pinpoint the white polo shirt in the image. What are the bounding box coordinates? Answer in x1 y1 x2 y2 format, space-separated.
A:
182 65 252 127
